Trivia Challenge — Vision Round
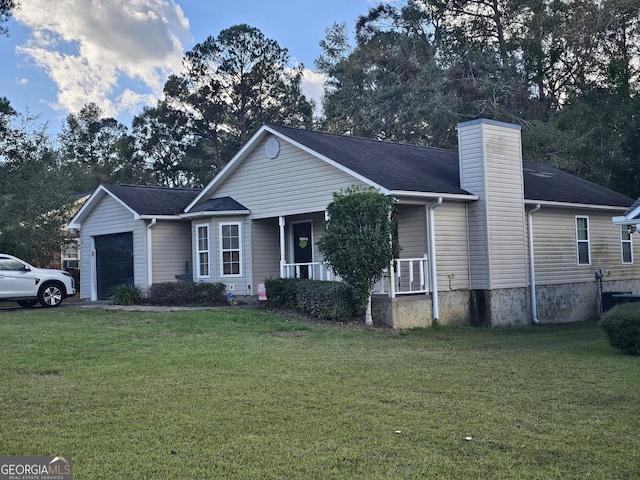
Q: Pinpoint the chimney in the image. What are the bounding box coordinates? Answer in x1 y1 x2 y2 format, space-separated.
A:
457 119 528 326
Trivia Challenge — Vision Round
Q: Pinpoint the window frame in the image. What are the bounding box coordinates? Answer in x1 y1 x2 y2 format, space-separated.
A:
575 216 591 266
219 222 242 277
195 223 211 279
621 225 634 264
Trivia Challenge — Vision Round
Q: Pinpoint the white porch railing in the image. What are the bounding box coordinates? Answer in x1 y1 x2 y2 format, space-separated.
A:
281 262 335 281
374 255 430 296
283 255 429 297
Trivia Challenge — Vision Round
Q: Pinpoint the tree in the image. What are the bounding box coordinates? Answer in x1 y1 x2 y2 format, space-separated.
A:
318 4 460 146
317 187 398 326
159 24 314 182
0 100 73 265
60 103 151 192
0 0 16 37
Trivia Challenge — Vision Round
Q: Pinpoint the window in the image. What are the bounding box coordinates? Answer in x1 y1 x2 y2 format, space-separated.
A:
0 257 25 271
220 223 241 276
576 216 590 265
621 226 633 264
196 224 210 278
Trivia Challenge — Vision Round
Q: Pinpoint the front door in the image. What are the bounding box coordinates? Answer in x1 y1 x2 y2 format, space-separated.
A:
293 222 312 279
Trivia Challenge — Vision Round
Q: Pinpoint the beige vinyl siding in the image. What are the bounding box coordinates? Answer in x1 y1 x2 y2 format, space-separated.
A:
397 205 427 258
483 124 527 289
210 139 369 219
151 221 192 283
434 202 471 290
78 194 145 299
458 121 527 289
458 124 489 289
251 218 281 284
532 208 640 284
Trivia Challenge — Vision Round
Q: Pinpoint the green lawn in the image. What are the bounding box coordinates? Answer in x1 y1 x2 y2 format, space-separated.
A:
0 307 638 479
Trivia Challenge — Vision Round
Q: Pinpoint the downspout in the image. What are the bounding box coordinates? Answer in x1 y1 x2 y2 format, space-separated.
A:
279 216 286 278
528 205 541 325
147 218 157 289
429 197 443 322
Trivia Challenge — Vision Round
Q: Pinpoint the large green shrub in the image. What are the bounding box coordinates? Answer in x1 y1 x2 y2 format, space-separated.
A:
317 187 398 325
599 303 640 355
264 278 356 322
148 282 227 306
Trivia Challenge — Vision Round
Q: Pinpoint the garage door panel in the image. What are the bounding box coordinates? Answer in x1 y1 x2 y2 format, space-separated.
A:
95 232 134 300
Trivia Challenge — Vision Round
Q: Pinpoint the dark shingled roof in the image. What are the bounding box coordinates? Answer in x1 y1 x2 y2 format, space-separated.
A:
103 184 200 216
269 125 634 208
189 196 249 213
269 125 468 195
522 161 633 207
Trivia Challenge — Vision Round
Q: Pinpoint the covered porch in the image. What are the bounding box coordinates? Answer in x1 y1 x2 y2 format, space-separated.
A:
252 206 434 298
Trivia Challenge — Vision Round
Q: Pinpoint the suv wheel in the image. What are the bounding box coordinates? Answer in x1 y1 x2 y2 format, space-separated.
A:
38 282 64 307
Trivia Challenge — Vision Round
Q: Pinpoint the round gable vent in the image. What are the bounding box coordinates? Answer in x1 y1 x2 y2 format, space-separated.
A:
265 137 280 159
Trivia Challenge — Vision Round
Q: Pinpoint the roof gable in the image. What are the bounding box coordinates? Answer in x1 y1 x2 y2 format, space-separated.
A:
67 184 200 228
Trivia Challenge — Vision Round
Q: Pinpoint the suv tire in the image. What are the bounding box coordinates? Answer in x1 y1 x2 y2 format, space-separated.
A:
38 282 65 307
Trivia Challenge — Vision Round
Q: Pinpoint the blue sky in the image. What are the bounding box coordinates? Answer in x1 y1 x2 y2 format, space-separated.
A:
0 0 392 133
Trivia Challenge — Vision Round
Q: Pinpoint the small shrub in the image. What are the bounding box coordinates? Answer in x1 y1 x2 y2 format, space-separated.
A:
599 303 640 355
148 282 194 306
148 281 227 306
193 282 227 306
109 284 144 306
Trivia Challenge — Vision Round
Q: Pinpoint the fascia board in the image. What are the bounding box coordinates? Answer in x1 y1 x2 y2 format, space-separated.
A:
390 191 478 202
524 200 629 212
139 215 188 221
180 210 250 219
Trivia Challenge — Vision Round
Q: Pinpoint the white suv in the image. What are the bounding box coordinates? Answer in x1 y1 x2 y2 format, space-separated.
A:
0 254 76 308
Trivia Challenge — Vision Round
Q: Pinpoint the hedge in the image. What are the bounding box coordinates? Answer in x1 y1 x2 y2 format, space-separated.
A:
264 278 357 322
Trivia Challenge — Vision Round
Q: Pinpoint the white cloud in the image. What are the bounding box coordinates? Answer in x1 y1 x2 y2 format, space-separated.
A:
14 0 191 117
300 68 326 118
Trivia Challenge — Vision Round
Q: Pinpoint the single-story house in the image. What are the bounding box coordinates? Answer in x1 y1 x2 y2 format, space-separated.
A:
68 119 640 328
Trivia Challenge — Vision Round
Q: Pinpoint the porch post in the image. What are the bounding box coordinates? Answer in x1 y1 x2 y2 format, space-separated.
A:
388 208 396 298
279 216 286 278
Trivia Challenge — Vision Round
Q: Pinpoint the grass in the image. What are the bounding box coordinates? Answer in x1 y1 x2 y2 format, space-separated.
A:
0 307 638 479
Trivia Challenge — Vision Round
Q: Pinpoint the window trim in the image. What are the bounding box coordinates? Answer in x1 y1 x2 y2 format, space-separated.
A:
621 225 634 264
195 223 210 279
575 216 591 266
219 222 242 277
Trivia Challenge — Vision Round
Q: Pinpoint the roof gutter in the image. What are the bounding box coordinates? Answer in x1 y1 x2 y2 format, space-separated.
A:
390 190 478 202
525 200 629 212
180 210 250 219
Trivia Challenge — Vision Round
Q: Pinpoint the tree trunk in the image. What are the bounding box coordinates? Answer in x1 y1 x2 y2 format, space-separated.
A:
365 292 373 326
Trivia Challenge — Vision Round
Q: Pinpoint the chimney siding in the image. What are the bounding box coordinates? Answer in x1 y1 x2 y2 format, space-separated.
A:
458 119 528 291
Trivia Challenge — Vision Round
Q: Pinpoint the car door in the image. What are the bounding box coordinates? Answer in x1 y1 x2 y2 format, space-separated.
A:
0 256 37 297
